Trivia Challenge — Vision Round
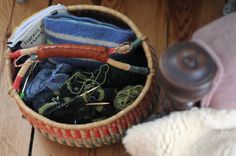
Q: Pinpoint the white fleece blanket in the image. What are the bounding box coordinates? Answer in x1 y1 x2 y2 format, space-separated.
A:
123 108 236 156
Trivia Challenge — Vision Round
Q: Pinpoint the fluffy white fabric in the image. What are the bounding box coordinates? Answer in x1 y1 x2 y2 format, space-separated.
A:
123 108 236 156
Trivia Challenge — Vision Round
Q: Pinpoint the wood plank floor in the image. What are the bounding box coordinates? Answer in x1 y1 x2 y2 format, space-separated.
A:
0 0 224 155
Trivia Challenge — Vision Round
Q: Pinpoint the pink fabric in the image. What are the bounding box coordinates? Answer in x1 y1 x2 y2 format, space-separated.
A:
191 12 236 109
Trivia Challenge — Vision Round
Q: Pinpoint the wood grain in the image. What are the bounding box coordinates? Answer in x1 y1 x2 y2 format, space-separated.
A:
167 0 225 46
33 131 93 156
0 0 31 155
0 0 49 156
52 0 93 5
0 0 15 84
102 0 168 54
10 0 49 33
0 69 31 156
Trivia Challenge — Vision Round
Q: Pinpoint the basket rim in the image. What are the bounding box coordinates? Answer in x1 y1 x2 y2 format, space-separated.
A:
6 4 156 130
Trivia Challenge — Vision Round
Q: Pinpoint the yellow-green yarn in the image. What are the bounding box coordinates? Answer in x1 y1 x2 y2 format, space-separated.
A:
114 85 143 111
38 101 57 115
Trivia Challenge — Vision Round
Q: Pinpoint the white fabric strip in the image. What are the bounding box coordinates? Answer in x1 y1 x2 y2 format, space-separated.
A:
45 29 120 47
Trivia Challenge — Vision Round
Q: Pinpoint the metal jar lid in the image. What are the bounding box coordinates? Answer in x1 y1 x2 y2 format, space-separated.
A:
159 41 217 102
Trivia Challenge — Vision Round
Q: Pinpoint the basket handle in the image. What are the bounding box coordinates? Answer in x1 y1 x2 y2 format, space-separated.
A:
36 44 149 75
11 43 150 92
37 44 109 62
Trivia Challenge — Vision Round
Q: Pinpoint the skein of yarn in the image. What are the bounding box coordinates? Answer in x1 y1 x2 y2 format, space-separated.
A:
114 85 143 111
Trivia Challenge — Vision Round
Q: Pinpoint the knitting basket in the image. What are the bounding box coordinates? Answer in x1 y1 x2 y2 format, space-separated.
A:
6 5 159 148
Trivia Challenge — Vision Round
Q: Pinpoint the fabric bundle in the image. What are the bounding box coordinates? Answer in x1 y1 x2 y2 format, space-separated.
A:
44 14 135 47
24 61 73 102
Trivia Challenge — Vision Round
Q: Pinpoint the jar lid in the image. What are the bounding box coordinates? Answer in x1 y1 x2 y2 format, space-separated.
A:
159 41 217 100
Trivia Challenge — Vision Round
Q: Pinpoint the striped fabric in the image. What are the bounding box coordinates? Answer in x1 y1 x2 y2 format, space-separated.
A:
44 14 136 48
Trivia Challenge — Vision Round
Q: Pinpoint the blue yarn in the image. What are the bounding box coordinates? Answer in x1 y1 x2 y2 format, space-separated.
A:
43 14 135 47
24 63 73 101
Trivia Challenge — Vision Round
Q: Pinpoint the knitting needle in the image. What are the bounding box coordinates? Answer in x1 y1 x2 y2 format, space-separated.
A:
79 86 100 97
86 102 110 106
19 61 38 98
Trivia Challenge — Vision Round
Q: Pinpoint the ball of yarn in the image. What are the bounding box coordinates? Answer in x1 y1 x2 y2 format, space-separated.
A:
114 85 143 111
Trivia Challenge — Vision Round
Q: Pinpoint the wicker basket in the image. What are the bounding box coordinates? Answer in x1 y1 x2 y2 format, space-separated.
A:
5 5 159 148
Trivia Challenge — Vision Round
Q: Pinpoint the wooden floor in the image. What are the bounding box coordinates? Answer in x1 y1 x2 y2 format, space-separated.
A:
0 0 225 155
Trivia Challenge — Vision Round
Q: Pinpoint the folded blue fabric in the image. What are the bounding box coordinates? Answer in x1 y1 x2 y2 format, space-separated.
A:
43 14 135 47
24 63 73 101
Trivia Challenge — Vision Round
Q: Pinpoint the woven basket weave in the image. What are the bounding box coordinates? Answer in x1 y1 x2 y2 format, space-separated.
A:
5 5 159 148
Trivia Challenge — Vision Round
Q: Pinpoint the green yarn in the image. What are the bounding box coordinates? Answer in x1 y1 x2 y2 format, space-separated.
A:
59 64 110 98
114 85 143 111
95 105 104 113
38 101 57 115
